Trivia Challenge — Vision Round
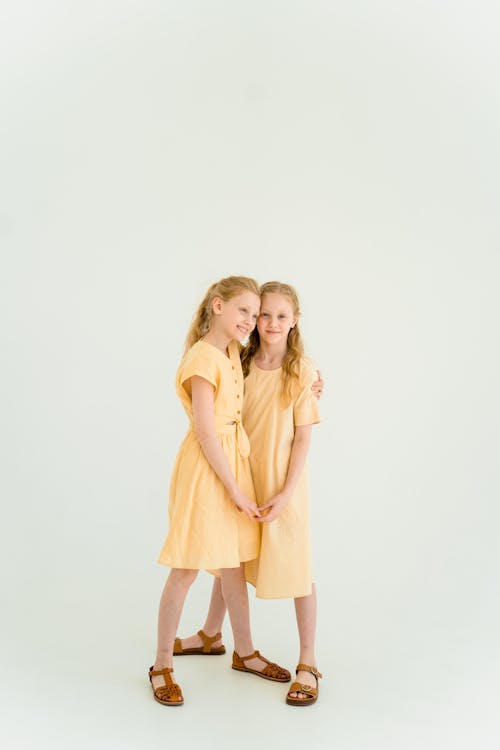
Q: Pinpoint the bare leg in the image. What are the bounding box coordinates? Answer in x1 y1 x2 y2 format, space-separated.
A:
202 577 227 636
151 568 198 692
177 577 227 651
219 564 270 672
289 584 318 700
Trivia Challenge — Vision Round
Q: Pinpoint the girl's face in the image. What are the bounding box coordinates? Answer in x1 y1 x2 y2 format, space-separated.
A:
214 291 260 341
257 293 297 346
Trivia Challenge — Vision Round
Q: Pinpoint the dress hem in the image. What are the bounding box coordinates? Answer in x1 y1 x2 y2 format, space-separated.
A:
246 580 315 599
254 587 313 599
157 553 258 570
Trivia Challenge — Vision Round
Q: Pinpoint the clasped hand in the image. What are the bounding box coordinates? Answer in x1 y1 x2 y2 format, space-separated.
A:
231 489 261 520
257 492 290 523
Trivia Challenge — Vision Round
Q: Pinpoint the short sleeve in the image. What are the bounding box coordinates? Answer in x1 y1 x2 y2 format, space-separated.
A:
293 359 321 427
177 344 220 398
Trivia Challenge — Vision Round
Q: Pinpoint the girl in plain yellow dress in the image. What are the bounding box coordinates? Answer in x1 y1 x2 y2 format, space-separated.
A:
149 276 290 706
175 282 323 706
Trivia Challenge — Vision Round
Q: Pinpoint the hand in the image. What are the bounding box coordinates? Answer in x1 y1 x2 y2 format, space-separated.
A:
257 492 290 523
231 489 261 521
311 370 324 400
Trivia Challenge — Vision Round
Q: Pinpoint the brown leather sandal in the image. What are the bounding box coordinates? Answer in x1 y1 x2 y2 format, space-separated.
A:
286 663 323 706
232 650 291 682
173 629 226 655
148 665 184 706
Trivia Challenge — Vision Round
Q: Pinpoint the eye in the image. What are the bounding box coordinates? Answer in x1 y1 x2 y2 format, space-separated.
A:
261 312 270 318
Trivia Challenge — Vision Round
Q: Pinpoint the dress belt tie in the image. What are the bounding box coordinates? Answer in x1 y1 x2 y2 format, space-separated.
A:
189 416 250 458
223 417 250 458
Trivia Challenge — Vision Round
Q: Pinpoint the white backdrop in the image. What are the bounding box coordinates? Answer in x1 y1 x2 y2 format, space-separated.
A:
1 2 499 748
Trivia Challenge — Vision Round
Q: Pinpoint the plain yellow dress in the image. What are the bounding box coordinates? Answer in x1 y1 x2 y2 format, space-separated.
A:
158 339 259 570
244 358 321 598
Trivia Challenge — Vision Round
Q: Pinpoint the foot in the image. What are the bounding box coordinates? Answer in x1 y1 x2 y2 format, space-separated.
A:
150 665 183 703
233 649 291 681
238 653 274 674
288 668 318 701
177 631 223 651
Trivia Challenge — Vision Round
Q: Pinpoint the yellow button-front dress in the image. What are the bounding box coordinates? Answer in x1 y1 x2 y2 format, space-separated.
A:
243 358 321 598
158 339 259 570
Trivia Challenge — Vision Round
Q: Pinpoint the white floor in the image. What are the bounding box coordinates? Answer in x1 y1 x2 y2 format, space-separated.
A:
2 566 499 750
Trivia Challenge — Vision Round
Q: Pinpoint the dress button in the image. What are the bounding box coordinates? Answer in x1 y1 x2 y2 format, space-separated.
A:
237 410 241 414
234 380 237 384
236 394 240 398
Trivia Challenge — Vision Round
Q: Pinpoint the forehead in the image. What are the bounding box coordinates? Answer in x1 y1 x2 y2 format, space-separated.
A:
259 292 294 313
229 290 261 309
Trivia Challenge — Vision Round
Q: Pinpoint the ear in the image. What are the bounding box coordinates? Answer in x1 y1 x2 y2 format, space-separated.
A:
291 316 298 328
212 296 224 315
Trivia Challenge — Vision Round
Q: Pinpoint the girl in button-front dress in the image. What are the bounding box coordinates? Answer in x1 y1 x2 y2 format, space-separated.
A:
174 281 323 706
149 276 290 706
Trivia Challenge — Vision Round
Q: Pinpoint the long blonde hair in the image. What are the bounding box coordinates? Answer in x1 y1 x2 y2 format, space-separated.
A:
241 281 305 407
185 276 260 353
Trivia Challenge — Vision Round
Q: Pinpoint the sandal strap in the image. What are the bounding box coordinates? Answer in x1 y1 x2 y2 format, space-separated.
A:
238 649 270 664
149 665 174 680
173 637 182 654
240 649 274 664
296 663 323 679
288 681 318 697
233 650 290 680
198 629 223 653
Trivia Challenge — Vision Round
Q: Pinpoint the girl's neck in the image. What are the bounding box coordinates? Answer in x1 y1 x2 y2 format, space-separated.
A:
254 341 287 369
202 329 231 356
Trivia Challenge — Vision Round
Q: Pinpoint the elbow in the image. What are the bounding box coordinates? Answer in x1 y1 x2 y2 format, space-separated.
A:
294 432 311 445
194 426 215 446
293 434 312 452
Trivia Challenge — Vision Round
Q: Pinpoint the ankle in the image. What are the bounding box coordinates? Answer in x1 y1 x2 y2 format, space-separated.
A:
234 642 254 657
153 663 173 673
202 626 222 638
155 650 174 669
298 653 316 668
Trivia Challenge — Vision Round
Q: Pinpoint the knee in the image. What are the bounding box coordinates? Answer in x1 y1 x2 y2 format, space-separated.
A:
220 566 244 584
169 568 198 589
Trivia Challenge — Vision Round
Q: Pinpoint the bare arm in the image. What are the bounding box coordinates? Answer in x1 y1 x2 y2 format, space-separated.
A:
258 423 312 523
191 375 260 520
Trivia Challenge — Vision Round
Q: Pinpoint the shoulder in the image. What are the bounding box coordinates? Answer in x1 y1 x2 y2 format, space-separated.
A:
293 356 322 424
177 341 221 387
297 356 318 387
183 340 211 363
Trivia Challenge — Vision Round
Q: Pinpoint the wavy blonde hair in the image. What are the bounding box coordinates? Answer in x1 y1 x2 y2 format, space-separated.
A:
184 276 260 353
241 281 305 407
